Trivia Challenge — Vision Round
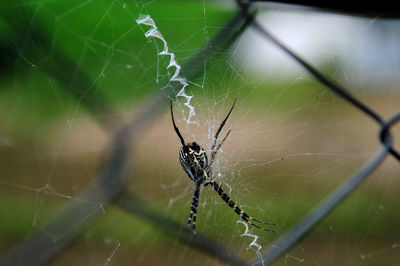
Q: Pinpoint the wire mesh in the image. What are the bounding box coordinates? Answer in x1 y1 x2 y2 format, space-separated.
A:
1 1 399 266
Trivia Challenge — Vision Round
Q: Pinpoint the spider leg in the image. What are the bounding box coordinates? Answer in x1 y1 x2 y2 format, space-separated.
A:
210 98 236 157
209 129 231 170
188 180 202 234
216 130 231 153
210 181 275 232
170 101 186 146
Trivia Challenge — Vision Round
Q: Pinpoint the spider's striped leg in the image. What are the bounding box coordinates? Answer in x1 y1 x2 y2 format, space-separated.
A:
188 180 202 234
210 98 236 155
211 181 276 232
208 129 231 170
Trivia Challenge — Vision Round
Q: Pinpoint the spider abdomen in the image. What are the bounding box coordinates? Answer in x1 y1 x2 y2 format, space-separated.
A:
179 142 208 182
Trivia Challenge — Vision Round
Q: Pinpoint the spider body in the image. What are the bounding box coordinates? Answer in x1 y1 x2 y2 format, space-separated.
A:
170 99 275 234
179 142 208 182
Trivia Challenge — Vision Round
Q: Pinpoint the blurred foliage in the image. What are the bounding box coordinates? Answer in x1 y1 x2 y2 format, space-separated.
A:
0 1 234 123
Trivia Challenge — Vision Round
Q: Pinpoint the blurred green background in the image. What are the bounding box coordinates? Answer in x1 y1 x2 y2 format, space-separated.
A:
1 1 400 265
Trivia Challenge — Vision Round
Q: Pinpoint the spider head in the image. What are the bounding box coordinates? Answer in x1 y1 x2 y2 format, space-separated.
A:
185 142 201 153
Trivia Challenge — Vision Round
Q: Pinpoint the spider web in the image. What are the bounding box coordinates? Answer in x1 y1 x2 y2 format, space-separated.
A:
1 1 400 265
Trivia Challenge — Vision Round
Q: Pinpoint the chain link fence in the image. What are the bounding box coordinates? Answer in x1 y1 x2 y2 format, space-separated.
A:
1 1 399 265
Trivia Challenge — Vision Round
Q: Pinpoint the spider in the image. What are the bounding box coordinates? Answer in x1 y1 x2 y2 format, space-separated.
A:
170 99 275 234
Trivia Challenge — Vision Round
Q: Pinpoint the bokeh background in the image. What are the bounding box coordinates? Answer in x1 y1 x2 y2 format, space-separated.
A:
1 1 400 265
